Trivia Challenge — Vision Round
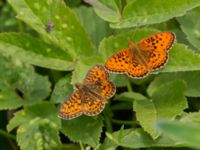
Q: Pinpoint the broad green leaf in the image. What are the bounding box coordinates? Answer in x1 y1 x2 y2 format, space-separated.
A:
50 75 73 103
134 80 188 139
8 0 94 59
7 110 26 132
110 74 128 87
115 91 147 102
147 71 200 97
112 91 146 111
152 80 187 119
71 56 104 85
99 28 200 73
17 118 61 150
0 33 74 71
177 7 200 51
61 116 103 147
0 90 24 110
17 67 51 102
180 112 200 124
157 121 200 149
0 55 51 109
134 99 158 138
74 6 113 48
84 0 121 22
111 0 200 28
100 128 181 149
7 102 61 132
7 102 61 150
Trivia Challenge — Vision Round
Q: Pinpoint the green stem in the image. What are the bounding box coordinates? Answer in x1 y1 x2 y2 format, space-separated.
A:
79 141 85 150
111 119 139 126
0 129 16 140
0 129 18 150
17 20 24 32
104 114 113 132
126 77 133 92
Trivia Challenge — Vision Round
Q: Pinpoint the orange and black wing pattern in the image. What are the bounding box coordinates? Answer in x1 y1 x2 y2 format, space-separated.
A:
59 65 116 120
105 32 175 78
137 32 175 70
58 90 83 120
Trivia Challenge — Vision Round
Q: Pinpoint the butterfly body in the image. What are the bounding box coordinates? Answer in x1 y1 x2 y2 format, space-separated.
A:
129 41 150 69
75 83 106 104
59 65 116 120
105 32 176 78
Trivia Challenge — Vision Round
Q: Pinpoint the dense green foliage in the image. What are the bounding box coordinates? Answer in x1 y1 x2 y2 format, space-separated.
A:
1 0 200 149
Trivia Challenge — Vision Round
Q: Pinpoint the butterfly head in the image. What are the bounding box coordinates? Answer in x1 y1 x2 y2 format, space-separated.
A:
75 83 84 90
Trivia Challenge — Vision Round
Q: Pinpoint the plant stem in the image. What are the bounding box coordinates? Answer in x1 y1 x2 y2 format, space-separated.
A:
104 114 113 132
126 77 133 92
111 119 139 126
0 129 18 150
80 141 85 150
0 129 16 140
17 20 24 32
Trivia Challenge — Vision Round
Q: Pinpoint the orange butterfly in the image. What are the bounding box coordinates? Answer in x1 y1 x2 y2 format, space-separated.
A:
104 32 175 78
58 65 116 120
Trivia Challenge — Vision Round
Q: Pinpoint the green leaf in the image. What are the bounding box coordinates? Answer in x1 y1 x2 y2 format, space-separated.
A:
147 71 200 97
180 112 200 124
61 116 103 147
99 28 200 73
17 67 51 102
112 0 200 28
115 91 147 102
134 80 188 138
84 0 121 22
177 7 200 51
101 128 181 149
17 118 61 150
7 102 61 149
7 110 26 132
0 55 51 109
111 74 128 87
157 121 200 149
7 101 61 132
8 0 94 59
50 75 73 103
134 99 158 138
0 33 74 71
0 90 24 110
152 80 187 119
74 5 113 48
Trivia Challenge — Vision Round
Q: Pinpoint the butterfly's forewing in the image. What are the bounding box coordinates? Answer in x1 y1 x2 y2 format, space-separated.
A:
137 32 175 70
105 47 149 78
84 65 108 84
84 65 116 100
104 48 132 74
99 80 116 99
58 90 83 120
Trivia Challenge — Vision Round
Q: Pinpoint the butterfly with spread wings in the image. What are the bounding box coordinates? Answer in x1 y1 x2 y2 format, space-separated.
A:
105 32 175 78
58 65 116 120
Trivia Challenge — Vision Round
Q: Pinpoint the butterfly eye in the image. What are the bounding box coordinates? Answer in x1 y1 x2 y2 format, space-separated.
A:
46 21 54 31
